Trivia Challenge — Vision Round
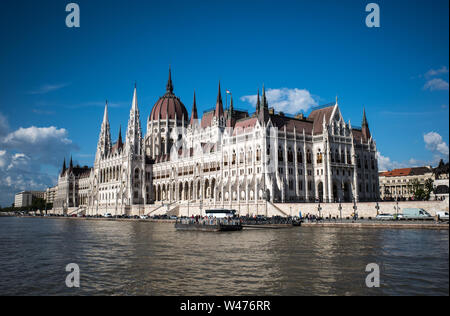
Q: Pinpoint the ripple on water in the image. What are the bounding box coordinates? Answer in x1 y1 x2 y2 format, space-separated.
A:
0 217 448 296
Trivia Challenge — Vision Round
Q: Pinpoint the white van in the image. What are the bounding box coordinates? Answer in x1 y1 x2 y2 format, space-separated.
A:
436 211 449 221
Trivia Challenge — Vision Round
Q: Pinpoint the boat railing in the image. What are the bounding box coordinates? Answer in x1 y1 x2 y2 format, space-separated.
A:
177 218 241 226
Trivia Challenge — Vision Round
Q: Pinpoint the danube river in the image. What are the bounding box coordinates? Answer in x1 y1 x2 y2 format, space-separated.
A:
0 217 448 296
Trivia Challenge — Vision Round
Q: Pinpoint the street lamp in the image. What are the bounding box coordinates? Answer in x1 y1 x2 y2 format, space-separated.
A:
318 202 322 219
375 201 380 216
353 198 358 220
338 199 342 221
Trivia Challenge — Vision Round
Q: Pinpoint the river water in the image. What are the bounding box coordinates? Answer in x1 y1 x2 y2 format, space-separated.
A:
0 217 448 296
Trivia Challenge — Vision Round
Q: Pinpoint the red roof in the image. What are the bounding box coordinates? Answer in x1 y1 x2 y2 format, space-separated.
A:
379 167 432 177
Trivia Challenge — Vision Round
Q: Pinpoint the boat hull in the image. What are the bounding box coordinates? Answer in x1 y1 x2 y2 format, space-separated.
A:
175 223 243 232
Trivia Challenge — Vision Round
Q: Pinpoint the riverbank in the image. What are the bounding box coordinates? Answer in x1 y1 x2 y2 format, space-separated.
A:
302 221 449 230
4 215 449 230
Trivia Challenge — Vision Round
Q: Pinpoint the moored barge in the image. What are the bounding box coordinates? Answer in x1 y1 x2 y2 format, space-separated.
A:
175 209 243 232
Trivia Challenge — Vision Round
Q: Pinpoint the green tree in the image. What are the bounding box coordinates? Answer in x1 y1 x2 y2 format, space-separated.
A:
424 178 434 200
411 179 426 200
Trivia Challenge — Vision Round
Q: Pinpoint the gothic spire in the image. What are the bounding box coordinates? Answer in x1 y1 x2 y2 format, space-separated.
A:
215 81 224 118
166 67 174 94
261 84 268 109
118 125 123 149
256 88 261 112
126 83 142 155
103 100 109 124
362 108 369 127
69 156 73 170
132 82 138 111
361 108 371 140
190 91 198 126
61 158 66 175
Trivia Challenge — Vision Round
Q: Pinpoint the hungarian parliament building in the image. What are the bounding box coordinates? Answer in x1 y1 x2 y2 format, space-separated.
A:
53 70 380 216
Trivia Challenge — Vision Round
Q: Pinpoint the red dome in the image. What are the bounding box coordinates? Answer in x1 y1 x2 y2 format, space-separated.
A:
149 69 188 121
150 94 188 121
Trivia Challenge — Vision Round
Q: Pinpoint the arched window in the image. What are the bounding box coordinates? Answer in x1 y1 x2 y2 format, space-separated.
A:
224 153 228 166
306 150 312 164
256 147 261 162
232 151 236 165
297 150 303 163
134 169 140 180
335 149 340 163
278 146 283 162
287 148 293 163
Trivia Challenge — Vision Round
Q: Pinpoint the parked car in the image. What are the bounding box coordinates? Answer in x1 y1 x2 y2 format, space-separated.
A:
400 208 433 220
139 215 148 220
103 213 113 218
376 213 395 220
436 211 449 221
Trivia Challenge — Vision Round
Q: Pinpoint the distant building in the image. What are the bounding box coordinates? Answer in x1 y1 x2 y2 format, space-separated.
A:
45 186 58 204
432 160 449 200
14 191 33 208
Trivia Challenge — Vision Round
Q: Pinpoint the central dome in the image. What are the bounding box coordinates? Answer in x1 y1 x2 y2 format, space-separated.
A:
150 69 188 121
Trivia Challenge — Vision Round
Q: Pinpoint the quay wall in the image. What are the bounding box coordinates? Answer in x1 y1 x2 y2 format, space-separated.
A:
49 197 448 218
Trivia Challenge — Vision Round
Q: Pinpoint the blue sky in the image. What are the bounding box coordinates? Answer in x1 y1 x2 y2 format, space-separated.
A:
0 0 448 206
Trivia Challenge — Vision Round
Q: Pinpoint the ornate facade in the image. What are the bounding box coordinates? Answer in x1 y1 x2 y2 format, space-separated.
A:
53 70 379 215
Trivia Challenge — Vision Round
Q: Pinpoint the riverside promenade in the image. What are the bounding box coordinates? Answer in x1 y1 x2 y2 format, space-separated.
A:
3 214 448 230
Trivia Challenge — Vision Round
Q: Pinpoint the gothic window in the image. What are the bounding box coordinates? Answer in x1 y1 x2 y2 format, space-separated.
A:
134 169 140 180
306 150 312 164
317 152 323 164
341 150 345 164
247 149 253 164
256 147 261 162
239 150 244 165
278 147 284 162
335 149 340 163
297 150 303 163
232 151 236 165
288 148 294 163
224 153 228 166
347 152 351 164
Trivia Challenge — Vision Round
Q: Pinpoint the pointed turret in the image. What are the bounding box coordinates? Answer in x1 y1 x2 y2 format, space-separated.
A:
258 85 269 124
96 101 112 158
166 67 174 94
256 88 261 111
61 158 66 176
69 156 73 170
361 108 371 140
126 83 143 155
215 81 224 118
261 84 268 110
190 91 198 126
117 125 123 149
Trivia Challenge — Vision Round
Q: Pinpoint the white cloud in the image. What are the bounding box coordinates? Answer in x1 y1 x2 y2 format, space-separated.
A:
425 66 449 78
423 78 449 91
1 126 77 168
424 132 449 156
241 88 318 114
27 83 70 95
376 152 425 171
0 114 77 207
378 132 449 171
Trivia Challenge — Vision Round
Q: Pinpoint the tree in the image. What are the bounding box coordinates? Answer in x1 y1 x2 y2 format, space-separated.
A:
411 179 426 201
424 178 434 200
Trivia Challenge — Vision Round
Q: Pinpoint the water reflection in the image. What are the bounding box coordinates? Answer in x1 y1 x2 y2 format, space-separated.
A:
0 218 448 296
